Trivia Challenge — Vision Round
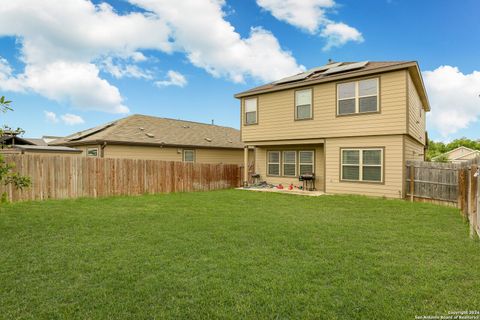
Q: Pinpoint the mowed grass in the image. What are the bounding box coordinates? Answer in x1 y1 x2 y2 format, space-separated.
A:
0 190 479 319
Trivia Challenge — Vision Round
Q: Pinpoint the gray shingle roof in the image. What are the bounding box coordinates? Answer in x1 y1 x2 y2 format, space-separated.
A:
15 145 82 153
51 114 243 149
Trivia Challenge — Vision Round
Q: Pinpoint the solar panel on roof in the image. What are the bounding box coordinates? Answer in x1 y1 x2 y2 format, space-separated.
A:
272 72 309 85
306 62 342 74
273 62 344 85
322 61 369 75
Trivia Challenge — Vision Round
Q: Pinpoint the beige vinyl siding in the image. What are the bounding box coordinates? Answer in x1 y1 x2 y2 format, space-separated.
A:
195 148 246 165
241 70 407 142
103 145 181 161
100 144 245 165
407 73 426 145
404 135 424 161
325 135 404 198
254 145 324 190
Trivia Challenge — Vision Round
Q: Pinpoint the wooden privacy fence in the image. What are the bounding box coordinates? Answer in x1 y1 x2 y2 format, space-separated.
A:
406 157 480 237
0 154 242 202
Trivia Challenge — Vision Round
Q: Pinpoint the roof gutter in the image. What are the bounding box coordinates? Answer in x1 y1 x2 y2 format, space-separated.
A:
53 139 245 150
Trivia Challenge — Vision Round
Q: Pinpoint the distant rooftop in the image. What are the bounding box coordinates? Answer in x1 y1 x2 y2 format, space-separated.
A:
51 114 243 149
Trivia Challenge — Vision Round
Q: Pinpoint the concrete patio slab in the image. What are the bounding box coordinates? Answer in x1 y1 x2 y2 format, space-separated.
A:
236 187 325 197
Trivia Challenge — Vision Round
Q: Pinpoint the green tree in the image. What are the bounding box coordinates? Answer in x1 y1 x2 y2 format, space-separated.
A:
0 96 31 202
426 137 480 162
432 153 449 163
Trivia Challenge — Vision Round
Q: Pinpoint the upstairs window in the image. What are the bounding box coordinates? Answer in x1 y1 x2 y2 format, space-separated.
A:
267 151 280 176
283 151 296 176
341 148 383 182
183 149 195 162
244 98 257 125
295 89 312 120
337 78 379 115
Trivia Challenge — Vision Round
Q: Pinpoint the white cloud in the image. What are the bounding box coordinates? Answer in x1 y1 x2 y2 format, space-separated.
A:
257 0 333 33
0 0 170 113
0 0 304 113
256 0 363 50
24 61 129 114
129 0 304 82
155 70 188 88
101 57 152 80
423 66 480 138
320 22 364 50
44 111 58 123
61 113 85 125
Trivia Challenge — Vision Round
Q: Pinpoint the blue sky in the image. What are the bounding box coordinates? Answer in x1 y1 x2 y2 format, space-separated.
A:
0 0 479 141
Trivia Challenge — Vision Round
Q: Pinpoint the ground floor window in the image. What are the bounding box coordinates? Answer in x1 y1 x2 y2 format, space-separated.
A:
267 149 315 177
299 151 315 175
267 151 280 176
282 151 296 176
341 148 383 182
183 149 195 162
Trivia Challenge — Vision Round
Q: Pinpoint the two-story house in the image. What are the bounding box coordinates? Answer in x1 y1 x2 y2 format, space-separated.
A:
235 61 429 198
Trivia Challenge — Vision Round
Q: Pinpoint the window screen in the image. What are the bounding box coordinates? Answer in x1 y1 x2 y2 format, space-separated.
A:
295 89 312 120
283 151 296 176
267 151 280 176
245 98 257 125
337 78 379 115
341 149 383 182
299 151 314 175
183 149 195 162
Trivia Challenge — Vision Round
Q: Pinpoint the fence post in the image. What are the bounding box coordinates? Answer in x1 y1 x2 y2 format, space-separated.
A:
458 168 468 218
470 164 478 238
409 164 414 202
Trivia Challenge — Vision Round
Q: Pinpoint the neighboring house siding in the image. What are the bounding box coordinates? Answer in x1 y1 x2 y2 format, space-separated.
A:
446 147 475 161
407 73 426 144
99 144 245 165
195 148 246 165
254 145 325 190
325 135 404 198
241 70 407 143
103 145 181 161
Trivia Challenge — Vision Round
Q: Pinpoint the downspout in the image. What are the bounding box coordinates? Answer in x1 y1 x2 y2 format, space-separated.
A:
100 142 107 158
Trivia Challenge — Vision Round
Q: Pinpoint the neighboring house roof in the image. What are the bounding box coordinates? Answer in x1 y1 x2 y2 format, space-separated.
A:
24 138 49 146
433 146 480 162
0 135 36 146
42 136 63 143
51 114 244 149
234 61 430 111
13 145 82 153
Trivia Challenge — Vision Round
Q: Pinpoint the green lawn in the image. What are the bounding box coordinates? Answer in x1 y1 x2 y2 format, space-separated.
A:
1 190 479 319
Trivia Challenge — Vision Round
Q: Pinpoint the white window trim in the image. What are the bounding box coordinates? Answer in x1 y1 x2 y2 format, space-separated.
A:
295 89 312 120
282 151 297 177
267 151 281 176
244 97 258 125
87 148 99 157
341 148 383 182
337 78 379 115
299 150 315 175
183 149 195 163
